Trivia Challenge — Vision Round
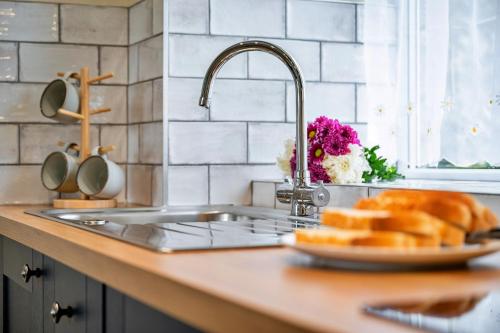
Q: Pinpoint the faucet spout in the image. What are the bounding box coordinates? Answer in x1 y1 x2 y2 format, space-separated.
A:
199 40 329 216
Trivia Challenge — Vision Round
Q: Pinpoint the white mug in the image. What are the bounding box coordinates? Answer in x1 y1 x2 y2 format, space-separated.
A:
41 143 80 193
40 72 80 124
77 147 124 199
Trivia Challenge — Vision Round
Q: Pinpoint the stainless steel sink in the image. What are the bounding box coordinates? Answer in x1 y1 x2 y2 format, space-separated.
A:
26 205 319 252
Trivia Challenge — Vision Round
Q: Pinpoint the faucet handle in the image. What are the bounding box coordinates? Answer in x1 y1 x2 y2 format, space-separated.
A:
276 178 293 204
311 181 330 207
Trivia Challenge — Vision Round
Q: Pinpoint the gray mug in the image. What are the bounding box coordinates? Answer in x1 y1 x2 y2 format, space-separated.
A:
40 72 80 124
41 143 80 193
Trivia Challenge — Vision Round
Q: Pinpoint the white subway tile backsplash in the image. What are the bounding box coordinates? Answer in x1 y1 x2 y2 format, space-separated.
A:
169 122 246 164
210 165 281 205
90 85 127 124
128 44 139 84
20 124 99 164
129 0 153 44
322 43 365 83
61 5 127 45
138 35 163 81
248 39 320 81
287 1 355 42
286 82 355 122
248 123 294 163
0 166 55 204
252 181 277 208
211 80 285 121
167 78 208 121
100 47 128 84
325 186 368 208
169 0 208 34
153 0 164 35
128 125 140 163
0 43 17 81
0 125 18 164
140 122 163 164
0 2 58 42
128 81 153 123
100 125 127 164
127 164 152 206
169 35 246 78
153 78 163 121
0 83 46 122
210 0 285 38
20 43 98 83
167 165 209 205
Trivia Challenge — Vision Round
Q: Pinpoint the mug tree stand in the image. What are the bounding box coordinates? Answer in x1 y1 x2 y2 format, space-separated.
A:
52 66 118 209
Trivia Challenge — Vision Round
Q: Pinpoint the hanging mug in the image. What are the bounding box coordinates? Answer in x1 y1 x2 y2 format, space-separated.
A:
77 147 124 199
40 72 80 124
41 143 80 193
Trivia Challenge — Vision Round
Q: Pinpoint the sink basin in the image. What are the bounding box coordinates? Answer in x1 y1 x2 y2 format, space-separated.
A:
26 205 319 252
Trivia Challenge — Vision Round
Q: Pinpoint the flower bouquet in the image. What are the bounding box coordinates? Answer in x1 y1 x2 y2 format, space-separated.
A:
277 116 402 184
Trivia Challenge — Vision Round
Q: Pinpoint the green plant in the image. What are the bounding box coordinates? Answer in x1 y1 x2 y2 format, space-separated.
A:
362 145 404 182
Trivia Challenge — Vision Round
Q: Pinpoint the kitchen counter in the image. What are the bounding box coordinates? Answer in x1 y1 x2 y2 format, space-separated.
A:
1 206 500 333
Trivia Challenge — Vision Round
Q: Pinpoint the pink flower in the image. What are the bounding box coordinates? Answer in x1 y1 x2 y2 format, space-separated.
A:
309 143 325 163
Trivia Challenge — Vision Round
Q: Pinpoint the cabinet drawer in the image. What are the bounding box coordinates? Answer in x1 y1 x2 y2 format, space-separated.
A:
3 237 34 292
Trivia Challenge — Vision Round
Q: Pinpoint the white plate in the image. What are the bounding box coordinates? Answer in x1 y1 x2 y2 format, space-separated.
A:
282 234 500 267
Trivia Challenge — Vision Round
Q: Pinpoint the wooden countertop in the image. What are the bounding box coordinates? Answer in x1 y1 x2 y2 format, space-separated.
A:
1 205 500 333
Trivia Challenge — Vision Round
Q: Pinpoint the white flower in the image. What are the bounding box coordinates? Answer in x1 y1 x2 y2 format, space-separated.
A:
321 144 370 184
276 138 295 177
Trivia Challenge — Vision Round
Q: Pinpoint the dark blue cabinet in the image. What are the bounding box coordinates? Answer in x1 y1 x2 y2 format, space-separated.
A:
0 236 202 333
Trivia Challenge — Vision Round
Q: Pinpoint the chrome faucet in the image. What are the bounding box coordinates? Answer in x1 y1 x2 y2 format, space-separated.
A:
199 40 330 217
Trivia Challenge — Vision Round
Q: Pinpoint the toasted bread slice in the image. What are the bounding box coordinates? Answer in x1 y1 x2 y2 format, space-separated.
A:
321 208 391 229
356 196 472 230
295 228 417 249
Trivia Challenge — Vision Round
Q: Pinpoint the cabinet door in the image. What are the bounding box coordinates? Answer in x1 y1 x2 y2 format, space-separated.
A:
1 237 44 333
106 287 201 333
43 257 103 333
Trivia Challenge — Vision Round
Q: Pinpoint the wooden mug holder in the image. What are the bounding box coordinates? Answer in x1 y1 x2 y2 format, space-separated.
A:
51 67 119 209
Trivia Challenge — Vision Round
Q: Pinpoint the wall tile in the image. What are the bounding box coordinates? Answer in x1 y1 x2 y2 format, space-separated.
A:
210 165 282 205
248 38 320 81
90 85 127 124
0 125 18 163
129 0 153 44
100 125 127 163
0 43 17 81
127 164 152 205
153 78 163 121
153 0 164 35
0 83 46 122
20 124 99 164
211 79 285 121
128 44 139 84
100 47 128 84
0 2 58 42
287 0 355 42
138 34 162 81
325 186 368 208
210 0 285 38
128 81 153 123
167 165 208 205
248 123 294 163
169 122 246 164
322 43 365 83
152 165 163 206
61 5 127 45
128 124 139 163
0 166 55 204
140 122 163 164
167 78 208 121
169 0 208 34
169 35 246 78
20 43 98 83
252 181 276 208
286 82 355 122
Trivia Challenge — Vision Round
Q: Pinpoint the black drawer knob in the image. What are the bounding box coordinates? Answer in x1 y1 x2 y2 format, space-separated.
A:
20 264 42 283
50 302 73 323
